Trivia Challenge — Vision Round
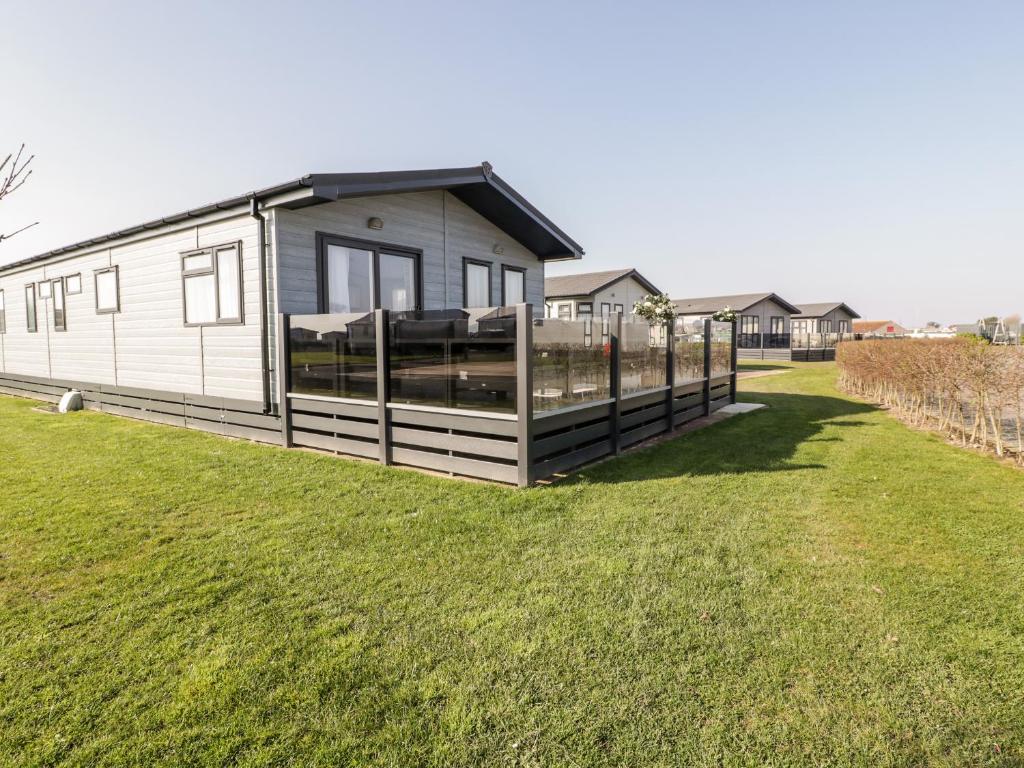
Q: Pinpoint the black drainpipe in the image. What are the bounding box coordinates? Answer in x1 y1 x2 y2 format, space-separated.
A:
249 196 272 414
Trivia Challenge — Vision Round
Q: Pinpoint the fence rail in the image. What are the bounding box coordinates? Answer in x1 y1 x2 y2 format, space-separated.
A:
281 306 737 485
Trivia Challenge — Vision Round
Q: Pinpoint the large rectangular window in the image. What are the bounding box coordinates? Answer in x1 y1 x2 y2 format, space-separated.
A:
463 259 492 308
25 284 37 331
379 252 417 311
501 265 525 305
770 316 785 334
820 319 833 333
181 243 242 326
52 279 66 331
740 315 759 334
0 289 5 334
95 267 120 314
316 234 420 313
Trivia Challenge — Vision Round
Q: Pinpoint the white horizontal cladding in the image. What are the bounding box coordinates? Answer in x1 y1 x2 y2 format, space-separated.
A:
272 190 545 314
0 264 50 377
0 210 266 402
44 250 116 385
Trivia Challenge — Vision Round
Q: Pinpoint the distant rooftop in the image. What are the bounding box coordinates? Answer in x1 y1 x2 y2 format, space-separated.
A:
672 292 800 315
545 268 661 299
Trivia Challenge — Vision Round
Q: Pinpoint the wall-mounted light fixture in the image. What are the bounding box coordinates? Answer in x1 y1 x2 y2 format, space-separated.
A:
492 243 504 255
367 217 384 230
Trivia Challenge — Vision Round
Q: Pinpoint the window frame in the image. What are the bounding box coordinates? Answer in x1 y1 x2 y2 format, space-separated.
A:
577 301 593 318
0 289 5 334
314 232 422 314
600 302 611 318
65 273 83 295
25 283 38 332
38 280 52 300
94 266 121 315
740 314 760 334
52 278 66 332
556 302 572 320
820 319 833 334
769 316 785 335
613 303 624 316
462 257 493 309
180 242 244 327
500 264 527 306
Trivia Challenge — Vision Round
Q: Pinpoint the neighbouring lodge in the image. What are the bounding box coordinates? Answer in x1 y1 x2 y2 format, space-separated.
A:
671 293 858 361
0 164 738 485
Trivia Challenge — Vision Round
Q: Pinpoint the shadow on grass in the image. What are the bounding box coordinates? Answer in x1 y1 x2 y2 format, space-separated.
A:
566 391 879 484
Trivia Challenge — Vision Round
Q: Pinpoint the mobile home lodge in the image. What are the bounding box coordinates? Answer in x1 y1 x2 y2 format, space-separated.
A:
0 164 737 486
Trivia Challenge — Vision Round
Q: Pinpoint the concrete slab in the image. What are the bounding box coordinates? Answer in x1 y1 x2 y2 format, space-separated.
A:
718 402 766 414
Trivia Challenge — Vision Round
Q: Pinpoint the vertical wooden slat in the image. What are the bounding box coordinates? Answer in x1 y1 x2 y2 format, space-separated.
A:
611 311 623 455
277 313 293 447
375 308 391 465
703 317 712 417
664 320 675 434
515 303 534 487
729 318 738 403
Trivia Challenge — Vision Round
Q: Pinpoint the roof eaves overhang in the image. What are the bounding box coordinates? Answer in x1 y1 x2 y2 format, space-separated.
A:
303 165 584 261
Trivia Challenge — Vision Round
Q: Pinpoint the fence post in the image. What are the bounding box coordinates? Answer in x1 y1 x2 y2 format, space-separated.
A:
375 308 391 465
515 303 534 488
276 313 293 447
703 318 712 417
664 320 675 434
611 312 623 455
729 319 738 404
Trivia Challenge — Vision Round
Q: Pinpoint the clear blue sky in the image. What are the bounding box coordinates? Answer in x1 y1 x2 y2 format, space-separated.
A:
2 1 1022 326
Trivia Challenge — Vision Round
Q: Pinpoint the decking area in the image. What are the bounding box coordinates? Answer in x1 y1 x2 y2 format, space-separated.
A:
281 306 737 485
736 332 854 361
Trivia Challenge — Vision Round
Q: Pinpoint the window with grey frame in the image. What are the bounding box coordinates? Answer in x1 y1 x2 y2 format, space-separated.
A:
820 319 833 333
577 301 593 320
463 258 492 308
316 233 420 313
25 284 37 332
52 278 66 332
501 265 526 306
65 273 82 295
0 289 5 334
94 267 120 314
38 280 51 300
181 242 242 326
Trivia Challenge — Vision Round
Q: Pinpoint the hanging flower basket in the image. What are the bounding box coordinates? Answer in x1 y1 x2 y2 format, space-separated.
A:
632 294 676 325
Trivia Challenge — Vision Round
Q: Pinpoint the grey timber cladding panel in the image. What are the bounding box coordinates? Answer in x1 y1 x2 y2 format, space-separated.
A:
273 191 545 314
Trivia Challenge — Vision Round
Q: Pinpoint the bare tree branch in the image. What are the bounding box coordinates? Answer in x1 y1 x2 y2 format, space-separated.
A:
0 143 36 244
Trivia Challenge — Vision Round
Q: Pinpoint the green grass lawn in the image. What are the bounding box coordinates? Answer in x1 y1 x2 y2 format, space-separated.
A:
2 362 1023 766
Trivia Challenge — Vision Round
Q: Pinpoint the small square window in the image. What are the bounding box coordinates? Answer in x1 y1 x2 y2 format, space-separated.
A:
38 281 52 300
66 274 82 295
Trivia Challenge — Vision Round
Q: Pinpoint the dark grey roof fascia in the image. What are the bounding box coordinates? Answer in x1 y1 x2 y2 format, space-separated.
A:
793 302 861 319
0 164 584 275
672 292 801 315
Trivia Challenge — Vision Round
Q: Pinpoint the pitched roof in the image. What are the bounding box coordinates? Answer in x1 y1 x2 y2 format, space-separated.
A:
671 292 800 315
793 302 861 319
544 268 662 299
0 163 583 275
853 320 901 333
